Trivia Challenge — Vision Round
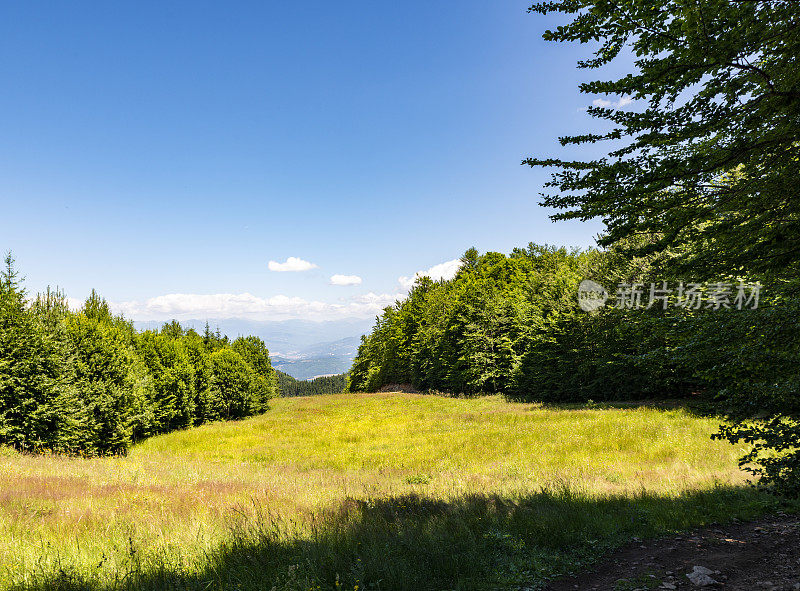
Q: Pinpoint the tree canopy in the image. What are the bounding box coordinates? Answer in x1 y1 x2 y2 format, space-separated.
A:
526 0 800 281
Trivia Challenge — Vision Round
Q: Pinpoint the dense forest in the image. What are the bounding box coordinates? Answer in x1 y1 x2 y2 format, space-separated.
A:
0 255 278 455
276 371 347 397
348 242 797 400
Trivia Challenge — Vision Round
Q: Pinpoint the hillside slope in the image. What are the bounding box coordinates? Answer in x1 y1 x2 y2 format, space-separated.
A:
1 393 781 591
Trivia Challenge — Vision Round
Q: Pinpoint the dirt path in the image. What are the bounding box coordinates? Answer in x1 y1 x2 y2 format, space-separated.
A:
547 514 800 591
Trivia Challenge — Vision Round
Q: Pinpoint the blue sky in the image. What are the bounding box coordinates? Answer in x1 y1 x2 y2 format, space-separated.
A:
1 1 615 321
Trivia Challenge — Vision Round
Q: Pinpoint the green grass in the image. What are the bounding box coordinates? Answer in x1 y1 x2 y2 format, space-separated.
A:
0 393 788 590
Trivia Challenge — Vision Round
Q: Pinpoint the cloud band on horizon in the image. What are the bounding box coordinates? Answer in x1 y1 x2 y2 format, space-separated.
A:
104 291 398 322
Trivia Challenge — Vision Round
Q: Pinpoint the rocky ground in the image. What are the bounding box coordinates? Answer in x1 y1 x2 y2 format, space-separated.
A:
547 513 800 591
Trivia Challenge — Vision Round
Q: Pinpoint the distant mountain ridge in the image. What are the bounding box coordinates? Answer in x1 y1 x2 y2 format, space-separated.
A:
132 318 371 380
269 336 362 379
289 336 361 359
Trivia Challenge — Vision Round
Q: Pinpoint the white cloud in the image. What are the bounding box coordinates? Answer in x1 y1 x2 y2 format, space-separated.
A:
267 257 318 272
67 297 84 311
330 274 362 286
592 95 632 109
398 258 462 290
109 291 397 322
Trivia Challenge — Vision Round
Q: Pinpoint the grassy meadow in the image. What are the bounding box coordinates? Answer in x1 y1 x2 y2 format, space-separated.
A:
0 393 786 590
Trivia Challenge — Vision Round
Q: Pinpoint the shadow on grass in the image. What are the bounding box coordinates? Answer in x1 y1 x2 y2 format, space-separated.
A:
513 396 725 418
414 388 721 417
15 485 790 591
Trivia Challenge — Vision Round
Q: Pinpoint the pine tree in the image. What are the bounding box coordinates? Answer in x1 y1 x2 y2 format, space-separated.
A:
0 254 86 452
